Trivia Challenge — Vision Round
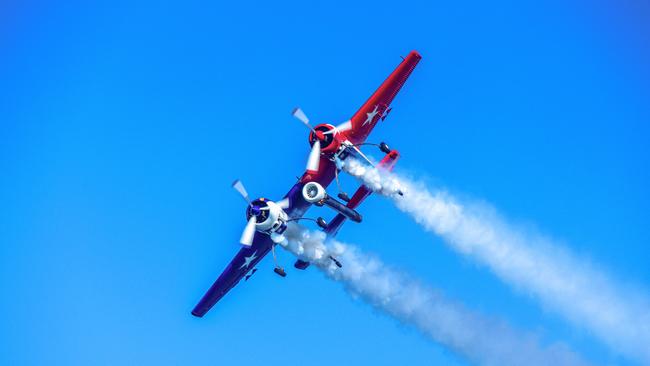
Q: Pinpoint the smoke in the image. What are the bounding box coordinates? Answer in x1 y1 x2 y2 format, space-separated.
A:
339 158 650 363
335 158 403 196
281 224 590 366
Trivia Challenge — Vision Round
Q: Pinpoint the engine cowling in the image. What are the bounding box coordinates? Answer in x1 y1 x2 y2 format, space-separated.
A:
246 198 288 233
309 123 341 153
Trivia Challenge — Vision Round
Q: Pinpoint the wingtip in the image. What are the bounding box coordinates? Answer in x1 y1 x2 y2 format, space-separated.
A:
191 309 205 318
409 50 422 60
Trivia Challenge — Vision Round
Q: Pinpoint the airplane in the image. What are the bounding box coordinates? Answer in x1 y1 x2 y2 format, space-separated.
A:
192 50 422 317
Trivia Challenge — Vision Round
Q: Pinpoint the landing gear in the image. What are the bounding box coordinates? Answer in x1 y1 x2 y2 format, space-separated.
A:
271 244 286 278
379 141 391 154
334 167 350 203
329 256 342 268
316 217 328 229
294 257 341 271
294 259 310 270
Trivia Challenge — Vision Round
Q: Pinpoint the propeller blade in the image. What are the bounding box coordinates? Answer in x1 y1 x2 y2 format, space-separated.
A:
276 197 290 210
240 216 257 247
338 120 352 132
324 120 352 135
292 107 315 133
306 140 321 172
232 179 250 204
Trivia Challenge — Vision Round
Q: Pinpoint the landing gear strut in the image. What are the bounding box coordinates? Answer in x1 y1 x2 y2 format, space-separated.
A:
333 167 350 203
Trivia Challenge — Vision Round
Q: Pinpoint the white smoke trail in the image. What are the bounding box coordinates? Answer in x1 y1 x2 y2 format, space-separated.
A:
339 157 650 364
281 224 590 366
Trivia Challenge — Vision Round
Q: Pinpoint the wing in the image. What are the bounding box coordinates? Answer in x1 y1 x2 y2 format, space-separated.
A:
191 233 274 317
344 50 421 144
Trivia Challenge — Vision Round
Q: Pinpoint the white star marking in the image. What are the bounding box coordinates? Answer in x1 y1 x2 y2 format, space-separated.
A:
239 251 258 270
363 105 380 126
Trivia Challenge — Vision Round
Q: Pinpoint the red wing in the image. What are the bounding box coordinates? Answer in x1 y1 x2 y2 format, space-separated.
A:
345 51 421 144
191 233 273 317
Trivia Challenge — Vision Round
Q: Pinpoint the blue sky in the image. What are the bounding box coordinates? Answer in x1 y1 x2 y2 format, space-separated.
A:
1 0 649 365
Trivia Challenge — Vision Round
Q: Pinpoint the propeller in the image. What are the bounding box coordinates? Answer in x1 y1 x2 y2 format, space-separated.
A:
293 107 358 172
240 215 257 247
233 179 258 246
306 140 321 172
292 107 315 133
232 179 288 246
232 179 250 205
293 107 324 172
294 107 351 137
276 197 290 210
323 120 352 135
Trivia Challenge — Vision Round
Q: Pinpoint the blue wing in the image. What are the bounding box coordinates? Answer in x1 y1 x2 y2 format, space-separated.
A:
191 233 273 317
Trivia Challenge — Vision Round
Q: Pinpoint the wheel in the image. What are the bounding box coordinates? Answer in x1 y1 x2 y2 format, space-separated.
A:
274 267 287 277
337 192 351 202
379 142 391 154
316 217 328 229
